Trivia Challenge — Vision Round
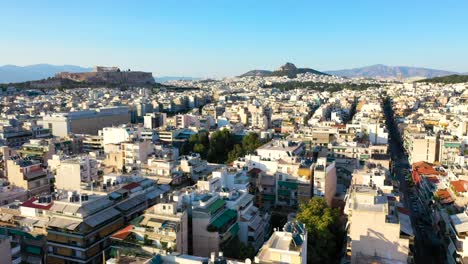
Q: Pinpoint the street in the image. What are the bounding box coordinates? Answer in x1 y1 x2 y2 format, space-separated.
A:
383 97 445 264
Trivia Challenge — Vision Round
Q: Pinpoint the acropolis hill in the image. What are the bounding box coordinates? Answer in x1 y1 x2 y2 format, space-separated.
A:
55 66 155 86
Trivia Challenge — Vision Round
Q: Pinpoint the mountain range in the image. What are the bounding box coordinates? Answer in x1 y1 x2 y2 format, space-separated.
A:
325 64 461 80
1 63 466 83
0 64 92 83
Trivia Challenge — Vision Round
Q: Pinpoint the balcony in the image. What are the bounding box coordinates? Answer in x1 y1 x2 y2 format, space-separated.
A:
11 243 21 256
12 256 21 264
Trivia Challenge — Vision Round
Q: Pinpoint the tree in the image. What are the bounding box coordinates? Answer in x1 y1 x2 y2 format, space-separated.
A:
242 132 262 154
193 143 206 157
180 130 265 164
221 237 256 260
227 144 244 163
296 197 342 263
207 129 234 163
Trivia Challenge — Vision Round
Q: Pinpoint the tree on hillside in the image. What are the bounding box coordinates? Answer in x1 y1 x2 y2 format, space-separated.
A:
296 197 342 263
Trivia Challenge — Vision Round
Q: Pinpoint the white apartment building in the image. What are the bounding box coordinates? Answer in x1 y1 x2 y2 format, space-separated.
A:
313 157 337 206
256 140 305 161
255 220 307 264
102 126 133 146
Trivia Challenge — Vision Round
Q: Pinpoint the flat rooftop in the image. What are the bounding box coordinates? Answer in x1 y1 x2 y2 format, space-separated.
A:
270 232 293 250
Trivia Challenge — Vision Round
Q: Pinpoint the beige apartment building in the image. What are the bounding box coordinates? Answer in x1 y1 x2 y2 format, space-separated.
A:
49 155 98 191
345 185 413 263
6 159 50 197
404 132 438 164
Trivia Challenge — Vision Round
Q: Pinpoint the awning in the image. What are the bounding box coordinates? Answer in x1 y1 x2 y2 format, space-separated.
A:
48 217 81 231
208 199 226 214
262 194 275 201
26 246 41 255
84 208 120 227
209 209 237 229
229 223 239 236
278 181 298 189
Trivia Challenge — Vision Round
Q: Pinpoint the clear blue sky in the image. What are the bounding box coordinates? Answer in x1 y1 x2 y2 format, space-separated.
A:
1 0 467 77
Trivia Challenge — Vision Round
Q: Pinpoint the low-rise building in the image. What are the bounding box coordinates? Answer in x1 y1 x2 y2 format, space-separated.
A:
255 220 307 264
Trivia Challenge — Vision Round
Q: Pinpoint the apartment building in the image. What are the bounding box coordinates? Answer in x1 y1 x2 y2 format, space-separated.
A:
48 155 98 191
143 112 166 129
102 127 133 146
255 220 307 264
191 193 238 257
439 135 463 167
17 139 56 165
110 201 189 257
0 235 13 264
345 185 413 264
404 132 438 164
256 140 305 161
46 194 125 264
223 190 268 251
40 107 130 137
179 154 208 181
448 211 468 263
312 157 337 206
6 159 50 197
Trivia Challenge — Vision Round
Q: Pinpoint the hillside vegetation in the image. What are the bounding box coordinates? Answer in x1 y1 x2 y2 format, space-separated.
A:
417 74 468 84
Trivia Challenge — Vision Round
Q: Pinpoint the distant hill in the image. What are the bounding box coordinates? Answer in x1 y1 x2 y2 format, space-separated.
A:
1 66 155 89
155 76 201 83
239 70 272 77
326 64 458 80
417 74 468 84
240 63 328 78
0 64 92 83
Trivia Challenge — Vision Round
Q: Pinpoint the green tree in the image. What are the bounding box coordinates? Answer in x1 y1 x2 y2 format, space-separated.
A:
193 143 206 157
207 129 234 163
296 197 342 263
221 237 256 260
242 132 262 154
227 144 244 163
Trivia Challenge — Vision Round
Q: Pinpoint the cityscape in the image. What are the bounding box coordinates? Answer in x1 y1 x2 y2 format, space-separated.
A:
1 1 468 264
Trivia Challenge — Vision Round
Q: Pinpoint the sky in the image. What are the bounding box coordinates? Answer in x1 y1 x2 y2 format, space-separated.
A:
1 0 467 78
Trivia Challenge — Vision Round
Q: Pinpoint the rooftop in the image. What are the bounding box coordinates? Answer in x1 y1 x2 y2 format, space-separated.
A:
451 212 468 234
